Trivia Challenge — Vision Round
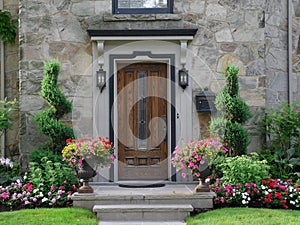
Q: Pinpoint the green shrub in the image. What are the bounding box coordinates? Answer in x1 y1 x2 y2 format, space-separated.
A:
209 65 251 156
0 98 18 137
29 157 78 193
260 102 300 181
0 10 17 44
29 147 63 165
212 153 270 185
35 60 75 154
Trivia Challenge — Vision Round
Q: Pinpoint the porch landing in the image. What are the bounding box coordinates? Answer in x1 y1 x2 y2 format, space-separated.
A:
73 183 215 210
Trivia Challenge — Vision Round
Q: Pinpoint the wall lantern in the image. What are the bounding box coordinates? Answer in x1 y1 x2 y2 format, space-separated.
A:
178 67 189 89
195 88 216 113
96 68 106 92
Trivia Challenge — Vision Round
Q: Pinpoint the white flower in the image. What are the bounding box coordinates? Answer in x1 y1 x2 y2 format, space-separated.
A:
268 189 272 193
232 193 235 197
248 197 251 201
205 178 210 183
261 185 266 190
16 179 20 183
242 200 248 205
289 194 293 198
265 191 269 195
290 200 295 205
33 189 38 194
41 197 48 203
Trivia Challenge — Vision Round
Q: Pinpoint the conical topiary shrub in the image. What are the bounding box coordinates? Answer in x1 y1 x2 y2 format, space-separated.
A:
209 65 251 156
35 60 75 154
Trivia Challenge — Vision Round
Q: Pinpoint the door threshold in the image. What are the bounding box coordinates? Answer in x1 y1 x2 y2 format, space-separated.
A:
117 180 166 188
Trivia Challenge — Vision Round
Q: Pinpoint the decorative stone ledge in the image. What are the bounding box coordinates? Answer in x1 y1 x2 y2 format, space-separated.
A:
104 13 182 22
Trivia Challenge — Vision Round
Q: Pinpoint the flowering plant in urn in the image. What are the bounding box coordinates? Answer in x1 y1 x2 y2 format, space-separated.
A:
172 138 228 191
62 137 115 193
62 137 115 169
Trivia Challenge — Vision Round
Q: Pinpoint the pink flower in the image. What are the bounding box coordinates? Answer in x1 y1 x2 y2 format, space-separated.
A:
33 198 37 203
280 185 287 191
181 173 186 178
51 198 56 203
51 185 55 191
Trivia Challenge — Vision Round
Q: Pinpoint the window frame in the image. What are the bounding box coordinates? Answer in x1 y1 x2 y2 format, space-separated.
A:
112 0 173 14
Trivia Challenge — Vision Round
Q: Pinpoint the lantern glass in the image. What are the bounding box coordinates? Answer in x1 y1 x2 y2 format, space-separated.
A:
96 68 106 91
178 67 188 89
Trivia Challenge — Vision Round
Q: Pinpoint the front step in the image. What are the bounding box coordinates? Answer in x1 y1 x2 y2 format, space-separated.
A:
93 204 193 222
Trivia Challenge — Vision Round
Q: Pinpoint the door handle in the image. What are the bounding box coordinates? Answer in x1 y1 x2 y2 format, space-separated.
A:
161 115 167 142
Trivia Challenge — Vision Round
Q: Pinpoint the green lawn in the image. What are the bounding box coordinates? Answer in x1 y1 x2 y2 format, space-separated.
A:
0 208 98 225
186 208 300 225
0 207 299 225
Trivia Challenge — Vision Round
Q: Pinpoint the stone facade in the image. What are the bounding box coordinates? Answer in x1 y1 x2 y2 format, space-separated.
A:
2 0 300 171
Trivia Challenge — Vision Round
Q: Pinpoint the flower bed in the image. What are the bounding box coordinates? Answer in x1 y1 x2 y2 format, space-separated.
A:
209 178 300 210
0 174 79 212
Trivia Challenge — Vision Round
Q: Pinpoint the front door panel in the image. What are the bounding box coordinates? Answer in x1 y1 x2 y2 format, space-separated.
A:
117 63 168 180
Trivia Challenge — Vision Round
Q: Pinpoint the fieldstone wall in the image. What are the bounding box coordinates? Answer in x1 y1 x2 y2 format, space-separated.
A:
16 0 298 169
293 0 300 101
0 0 20 161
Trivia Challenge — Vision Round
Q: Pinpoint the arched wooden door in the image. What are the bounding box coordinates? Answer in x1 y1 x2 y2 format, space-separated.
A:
117 63 168 180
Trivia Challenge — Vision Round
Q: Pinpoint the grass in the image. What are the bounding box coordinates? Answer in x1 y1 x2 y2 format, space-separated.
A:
0 207 98 225
186 208 300 225
1 207 299 225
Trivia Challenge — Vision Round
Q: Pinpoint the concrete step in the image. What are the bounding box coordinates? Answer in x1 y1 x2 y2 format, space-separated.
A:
93 204 193 222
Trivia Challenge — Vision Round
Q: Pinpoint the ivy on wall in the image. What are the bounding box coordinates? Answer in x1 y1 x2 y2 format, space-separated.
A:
0 10 17 44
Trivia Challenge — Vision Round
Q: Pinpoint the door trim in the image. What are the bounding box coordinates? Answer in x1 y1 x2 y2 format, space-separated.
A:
109 52 176 182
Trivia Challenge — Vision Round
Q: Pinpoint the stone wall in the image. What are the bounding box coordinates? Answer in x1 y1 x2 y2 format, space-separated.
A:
16 0 298 169
0 0 20 161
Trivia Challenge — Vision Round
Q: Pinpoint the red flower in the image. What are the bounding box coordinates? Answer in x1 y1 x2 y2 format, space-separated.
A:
66 138 72 143
284 205 288 209
267 193 273 199
275 192 282 200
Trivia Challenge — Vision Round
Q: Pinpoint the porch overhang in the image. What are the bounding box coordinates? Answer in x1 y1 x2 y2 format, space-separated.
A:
87 29 198 41
87 29 198 67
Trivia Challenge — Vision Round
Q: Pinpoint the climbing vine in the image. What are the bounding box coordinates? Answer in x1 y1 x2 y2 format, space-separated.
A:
35 60 75 154
0 10 17 44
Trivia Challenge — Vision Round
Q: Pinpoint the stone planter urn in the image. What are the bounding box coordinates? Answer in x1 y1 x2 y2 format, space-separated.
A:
194 167 211 193
75 160 97 193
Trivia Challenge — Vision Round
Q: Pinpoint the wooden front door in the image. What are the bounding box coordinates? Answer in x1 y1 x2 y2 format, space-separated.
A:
117 63 168 180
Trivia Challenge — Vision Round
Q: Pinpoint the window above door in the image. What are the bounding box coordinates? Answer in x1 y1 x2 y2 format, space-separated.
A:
112 0 173 14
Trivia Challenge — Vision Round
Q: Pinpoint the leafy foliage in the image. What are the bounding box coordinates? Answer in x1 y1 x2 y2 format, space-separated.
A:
209 65 251 156
29 147 63 165
212 153 270 185
0 10 17 44
260 102 300 182
0 98 18 137
35 60 75 153
29 157 78 194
